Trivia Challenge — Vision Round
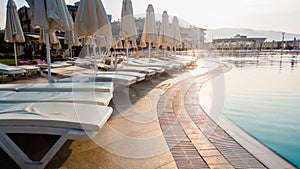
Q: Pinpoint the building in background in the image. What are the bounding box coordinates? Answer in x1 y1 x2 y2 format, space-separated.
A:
264 38 300 50
66 4 78 21
18 6 39 33
18 3 79 34
107 15 112 23
74 1 80 7
213 34 267 50
111 20 120 39
134 17 146 38
180 26 206 49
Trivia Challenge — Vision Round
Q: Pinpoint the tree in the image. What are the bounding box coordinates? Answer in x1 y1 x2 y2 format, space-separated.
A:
0 32 13 55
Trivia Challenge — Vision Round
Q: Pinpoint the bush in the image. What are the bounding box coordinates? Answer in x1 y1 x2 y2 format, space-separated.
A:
0 59 16 66
0 53 15 59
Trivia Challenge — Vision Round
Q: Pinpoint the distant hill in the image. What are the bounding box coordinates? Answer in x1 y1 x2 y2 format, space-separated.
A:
206 28 299 42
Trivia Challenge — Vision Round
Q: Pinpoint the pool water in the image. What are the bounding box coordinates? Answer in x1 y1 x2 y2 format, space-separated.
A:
223 58 300 167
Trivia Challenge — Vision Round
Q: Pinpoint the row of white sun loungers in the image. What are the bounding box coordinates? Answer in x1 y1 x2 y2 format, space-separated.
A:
126 55 196 71
0 55 197 168
50 66 157 86
50 55 197 86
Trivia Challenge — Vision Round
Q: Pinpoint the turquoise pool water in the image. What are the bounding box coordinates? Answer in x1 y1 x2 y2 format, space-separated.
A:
223 59 300 168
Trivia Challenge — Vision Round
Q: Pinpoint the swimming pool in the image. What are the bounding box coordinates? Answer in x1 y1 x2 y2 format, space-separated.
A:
223 58 300 168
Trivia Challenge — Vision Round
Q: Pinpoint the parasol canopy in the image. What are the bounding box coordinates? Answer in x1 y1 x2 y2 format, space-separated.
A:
4 0 25 66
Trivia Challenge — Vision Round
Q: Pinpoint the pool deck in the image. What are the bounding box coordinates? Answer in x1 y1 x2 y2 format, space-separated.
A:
0 60 296 169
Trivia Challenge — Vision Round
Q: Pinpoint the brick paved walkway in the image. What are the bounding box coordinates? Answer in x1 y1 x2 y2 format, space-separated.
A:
157 75 267 169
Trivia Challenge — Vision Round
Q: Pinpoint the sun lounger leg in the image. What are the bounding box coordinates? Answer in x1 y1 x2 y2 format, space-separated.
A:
0 130 33 168
39 132 68 169
0 129 69 169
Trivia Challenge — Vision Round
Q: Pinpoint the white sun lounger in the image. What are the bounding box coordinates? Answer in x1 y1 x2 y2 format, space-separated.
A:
168 55 198 64
146 67 165 74
18 65 40 77
149 58 184 69
19 82 114 93
145 57 185 69
58 74 137 86
53 62 72 68
97 71 146 82
36 63 71 69
89 74 137 86
127 58 170 69
0 84 33 91
49 66 137 86
125 61 166 73
0 82 114 93
0 91 15 98
0 91 113 106
0 63 25 79
0 102 112 169
50 65 154 85
48 65 95 77
154 55 195 70
115 65 156 76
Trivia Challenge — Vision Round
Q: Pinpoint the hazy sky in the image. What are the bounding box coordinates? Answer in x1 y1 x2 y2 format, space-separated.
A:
0 0 299 35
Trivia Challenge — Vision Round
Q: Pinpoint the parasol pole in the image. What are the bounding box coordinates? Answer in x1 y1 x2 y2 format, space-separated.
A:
93 36 98 71
114 48 117 69
126 46 129 63
148 42 151 64
70 48 73 58
99 47 102 59
110 48 113 68
13 41 17 66
164 45 167 64
86 37 90 56
45 31 53 83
